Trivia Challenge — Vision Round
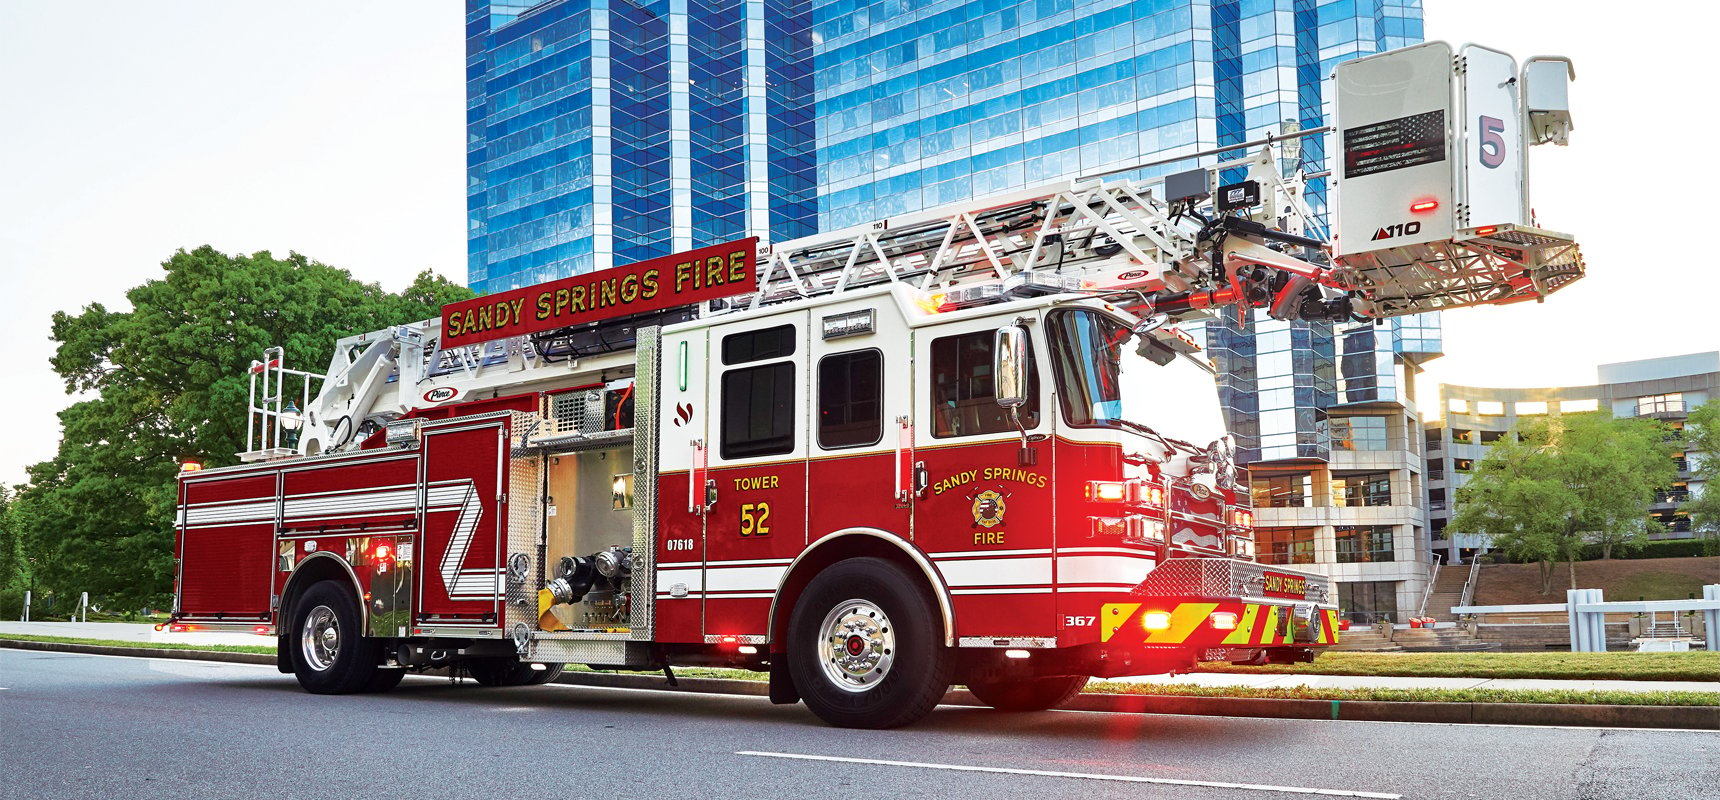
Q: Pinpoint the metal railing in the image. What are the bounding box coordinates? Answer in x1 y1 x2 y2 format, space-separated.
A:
1458 556 1483 611
1416 552 1444 619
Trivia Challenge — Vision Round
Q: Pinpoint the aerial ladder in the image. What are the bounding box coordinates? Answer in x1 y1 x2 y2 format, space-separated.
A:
241 42 1583 462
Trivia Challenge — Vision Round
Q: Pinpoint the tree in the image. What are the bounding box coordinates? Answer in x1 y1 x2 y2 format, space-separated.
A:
1451 412 1676 594
1684 400 1720 556
12 247 472 611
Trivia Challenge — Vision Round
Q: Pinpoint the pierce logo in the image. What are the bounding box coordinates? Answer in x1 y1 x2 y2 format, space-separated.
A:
1371 221 1423 241
423 387 458 403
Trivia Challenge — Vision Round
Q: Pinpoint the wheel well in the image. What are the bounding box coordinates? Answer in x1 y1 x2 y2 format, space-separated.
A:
279 553 366 631
767 530 953 649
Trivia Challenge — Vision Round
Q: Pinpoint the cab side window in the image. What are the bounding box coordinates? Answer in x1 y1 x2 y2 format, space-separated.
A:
929 330 1040 438
721 325 797 459
818 349 883 449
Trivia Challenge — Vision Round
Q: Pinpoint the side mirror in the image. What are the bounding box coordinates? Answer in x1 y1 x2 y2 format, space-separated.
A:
994 325 1029 408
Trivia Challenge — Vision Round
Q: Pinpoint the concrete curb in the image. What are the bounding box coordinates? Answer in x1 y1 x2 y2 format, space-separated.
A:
6 639 1714 730
0 638 275 666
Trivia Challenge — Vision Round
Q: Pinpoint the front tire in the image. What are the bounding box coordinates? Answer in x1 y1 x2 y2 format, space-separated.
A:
788 558 951 729
290 581 382 694
967 675 1088 711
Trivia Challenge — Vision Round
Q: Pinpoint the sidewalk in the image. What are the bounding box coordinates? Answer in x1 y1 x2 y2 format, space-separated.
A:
1092 671 1720 695
5 621 1717 695
0 620 269 648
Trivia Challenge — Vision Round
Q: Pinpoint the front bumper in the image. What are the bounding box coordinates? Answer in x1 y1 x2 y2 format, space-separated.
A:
1100 557 1339 650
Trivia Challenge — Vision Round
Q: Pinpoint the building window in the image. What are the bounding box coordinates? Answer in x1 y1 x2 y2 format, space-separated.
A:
1447 398 1468 414
1256 527 1316 565
1637 393 1685 416
1479 430 1509 444
817 350 883 449
1429 488 1446 512
1336 526 1395 563
1332 474 1391 507
1560 398 1599 413
1476 400 1504 416
1516 401 1547 415
1450 428 1474 444
930 330 1039 438
1251 473 1312 508
1454 458 1474 473
1327 416 1388 451
1655 483 1691 504
1340 581 1401 624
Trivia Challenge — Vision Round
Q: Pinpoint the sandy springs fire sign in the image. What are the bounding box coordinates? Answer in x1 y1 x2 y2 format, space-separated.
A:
442 238 758 347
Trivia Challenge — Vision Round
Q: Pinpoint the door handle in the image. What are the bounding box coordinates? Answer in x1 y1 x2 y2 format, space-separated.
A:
894 415 915 506
704 479 718 513
914 461 929 499
689 439 708 515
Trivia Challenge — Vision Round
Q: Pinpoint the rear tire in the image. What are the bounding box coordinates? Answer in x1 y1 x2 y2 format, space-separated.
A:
290 581 381 694
967 675 1088 711
788 557 951 729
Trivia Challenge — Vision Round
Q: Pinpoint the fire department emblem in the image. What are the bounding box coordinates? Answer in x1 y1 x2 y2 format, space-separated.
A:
970 488 1007 528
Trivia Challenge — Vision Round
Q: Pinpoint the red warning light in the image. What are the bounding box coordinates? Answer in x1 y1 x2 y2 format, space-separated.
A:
1475 226 1499 236
1409 200 1439 213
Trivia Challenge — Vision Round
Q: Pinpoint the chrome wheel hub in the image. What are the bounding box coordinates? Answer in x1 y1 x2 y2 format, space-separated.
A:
300 605 340 672
818 599 895 692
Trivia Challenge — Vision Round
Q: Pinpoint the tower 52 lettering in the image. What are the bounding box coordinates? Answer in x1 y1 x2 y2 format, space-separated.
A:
441 238 758 347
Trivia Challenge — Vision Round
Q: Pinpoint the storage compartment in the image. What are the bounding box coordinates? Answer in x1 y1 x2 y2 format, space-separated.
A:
542 445 636 630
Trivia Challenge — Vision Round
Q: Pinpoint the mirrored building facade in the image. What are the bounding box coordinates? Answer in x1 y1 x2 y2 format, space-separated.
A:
465 0 1439 621
466 0 818 293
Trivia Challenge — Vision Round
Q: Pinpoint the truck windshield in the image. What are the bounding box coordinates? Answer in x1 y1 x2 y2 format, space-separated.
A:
1046 308 1228 449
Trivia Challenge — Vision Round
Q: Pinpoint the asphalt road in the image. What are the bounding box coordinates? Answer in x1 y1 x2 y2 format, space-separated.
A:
1 650 1714 800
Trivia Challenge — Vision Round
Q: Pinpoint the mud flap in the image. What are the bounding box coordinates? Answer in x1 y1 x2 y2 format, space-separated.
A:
768 657 800 705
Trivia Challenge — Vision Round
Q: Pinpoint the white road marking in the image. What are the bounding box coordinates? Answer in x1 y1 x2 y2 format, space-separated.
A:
736 751 1402 798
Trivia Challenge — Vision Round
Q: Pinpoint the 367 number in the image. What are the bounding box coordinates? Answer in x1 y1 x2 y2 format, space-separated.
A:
740 502 772 537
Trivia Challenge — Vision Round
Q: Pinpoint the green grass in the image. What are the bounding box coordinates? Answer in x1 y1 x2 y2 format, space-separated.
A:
0 633 276 655
1086 680 1720 707
1609 571 1710 603
1194 651 1720 682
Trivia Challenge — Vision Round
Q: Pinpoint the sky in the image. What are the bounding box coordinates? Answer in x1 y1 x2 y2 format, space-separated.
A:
1 1 1716 488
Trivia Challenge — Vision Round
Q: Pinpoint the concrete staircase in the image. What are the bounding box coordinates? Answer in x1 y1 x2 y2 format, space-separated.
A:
1389 626 1500 652
1332 627 1403 652
1422 566 1470 622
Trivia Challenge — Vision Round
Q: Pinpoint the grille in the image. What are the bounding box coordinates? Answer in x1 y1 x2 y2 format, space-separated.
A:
546 390 607 436
1131 557 1331 604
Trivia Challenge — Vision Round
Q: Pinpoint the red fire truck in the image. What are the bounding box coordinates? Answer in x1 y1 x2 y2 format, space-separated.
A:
168 43 1582 728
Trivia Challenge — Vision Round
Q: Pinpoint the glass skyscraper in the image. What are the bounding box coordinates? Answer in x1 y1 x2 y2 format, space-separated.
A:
468 0 1425 295
466 0 1440 621
466 0 817 293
